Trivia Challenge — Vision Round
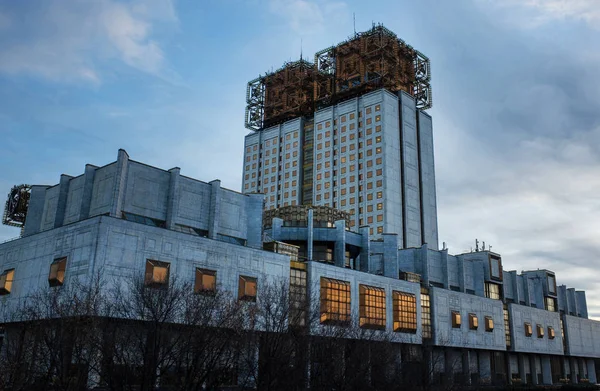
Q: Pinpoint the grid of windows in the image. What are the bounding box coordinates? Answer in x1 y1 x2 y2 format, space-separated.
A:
359 285 386 330
290 267 308 327
485 282 502 300
393 291 417 333
503 305 511 347
320 277 351 325
421 287 432 338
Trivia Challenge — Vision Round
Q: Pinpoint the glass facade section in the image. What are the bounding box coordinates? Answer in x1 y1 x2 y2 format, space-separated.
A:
359 285 386 330
290 267 307 327
485 282 502 300
421 287 432 339
320 277 351 325
393 291 417 333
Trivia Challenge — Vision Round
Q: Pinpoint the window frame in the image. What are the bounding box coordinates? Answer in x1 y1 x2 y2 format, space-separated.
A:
144 259 170 288
524 322 533 337
485 316 494 332
0 269 15 295
49 257 67 287
359 284 386 330
469 313 478 330
320 277 351 325
452 311 462 328
393 291 417 333
195 268 217 294
238 275 257 302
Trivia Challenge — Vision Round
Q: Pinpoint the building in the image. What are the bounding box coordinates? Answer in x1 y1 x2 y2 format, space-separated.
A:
241 25 438 248
1 150 599 388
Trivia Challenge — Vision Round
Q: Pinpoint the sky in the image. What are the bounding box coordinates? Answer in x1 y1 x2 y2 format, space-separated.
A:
1 0 600 317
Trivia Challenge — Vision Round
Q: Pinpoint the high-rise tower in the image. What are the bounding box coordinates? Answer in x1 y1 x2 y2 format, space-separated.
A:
242 24 438 249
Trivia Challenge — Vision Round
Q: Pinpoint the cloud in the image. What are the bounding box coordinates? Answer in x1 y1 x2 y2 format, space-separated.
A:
0 0 177 83
269 0 348 34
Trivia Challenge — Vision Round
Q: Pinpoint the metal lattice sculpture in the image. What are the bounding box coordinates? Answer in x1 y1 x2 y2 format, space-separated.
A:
2 185 31 227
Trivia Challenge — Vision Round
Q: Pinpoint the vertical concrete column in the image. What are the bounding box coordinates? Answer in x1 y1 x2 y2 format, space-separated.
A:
478 351 492 383
53 174 72 228
110 149 130 218
208 180 221 240
457 256 465 292
541 356 552 385
586 359 597 384
563 356 571 382
246 193 264 250
79 164 97 220
569 357 578 384
307 209 314 261
420 243 429 285
462 349 472 385
518 354 526 384
165 167 180 230
22 185 49 236
441 248 449 288
506 353 513 385
359 225 370 272
382 233 398 278
334 220 346 268
530 356 539 385
271 218 283 242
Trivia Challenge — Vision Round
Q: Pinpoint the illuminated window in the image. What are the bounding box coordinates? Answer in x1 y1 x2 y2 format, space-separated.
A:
469 313 478 330
144 260 169 288
548 326 555 339
421 288 432 338
359 285 386 330
485 316 494 332
48 257 68 287
545 297 557 312
376 191 382 199
195 268 216 293
238 275 257 302
452 311 462 328
0 269 15 295
536 324 544 338
393 291 417 333
485 282 502 300
524 322 533 337
320 277 351 325
504 305 511 346
377 226 383 234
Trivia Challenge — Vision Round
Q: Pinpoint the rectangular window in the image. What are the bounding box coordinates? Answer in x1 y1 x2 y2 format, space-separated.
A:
469 313 478 330
421 287 432 339
504 305 511 346
524 322 533 337
238 275 257 301
195 268 216 293
536 324 544 338
320 277 351 325
49 257 67 287
452 311 462 328
0 269 15 295
545 297 557 312
393 291 417 333
485 316 494 332
359 285 386 330
145 260 170 287
548 326 555 339
290 267 308 327
485 282 502 300
122 212 166 228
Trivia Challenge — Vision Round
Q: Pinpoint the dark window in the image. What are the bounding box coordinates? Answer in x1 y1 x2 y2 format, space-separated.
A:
122 211 166 228
218 234 247 246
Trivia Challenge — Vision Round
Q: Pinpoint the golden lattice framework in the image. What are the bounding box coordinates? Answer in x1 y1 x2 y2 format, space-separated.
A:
245 24 431 131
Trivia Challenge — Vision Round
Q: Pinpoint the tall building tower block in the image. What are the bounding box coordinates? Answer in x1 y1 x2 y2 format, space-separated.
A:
242 24 438 249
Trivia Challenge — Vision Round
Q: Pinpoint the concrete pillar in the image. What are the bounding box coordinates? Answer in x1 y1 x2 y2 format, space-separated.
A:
334 220 346 268
22 185 49 236
165 167 180 230
307 209 314 260
420 243 429 285
246 193 264 250
478 351 492 384
462 349 472 385
570 357 578 384
271 218 283 241
53 174 72 228
518 354 526 384
110 149 129 218
208 179 221 239
359 225 370 272
441 248 449 288
530 355 539 385
79 164 97 220
586 359 597 383
541 356 552 385
382 233 399 278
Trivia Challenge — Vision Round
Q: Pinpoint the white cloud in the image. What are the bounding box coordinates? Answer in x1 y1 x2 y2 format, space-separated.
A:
0 0 177 83
269 0 348 34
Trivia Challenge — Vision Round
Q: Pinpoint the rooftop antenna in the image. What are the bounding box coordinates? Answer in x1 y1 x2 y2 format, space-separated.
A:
300 38 303 60
353 13 356 35
482 241 486 251
475 239 479 252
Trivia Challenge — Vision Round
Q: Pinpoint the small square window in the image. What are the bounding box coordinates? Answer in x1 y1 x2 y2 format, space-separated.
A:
452 311 461 328
524 322 533 337
485 316 494 332
548 326 555 339
469 313 478 330
0 269 15 295
536 324 544 338
239 276 257 302
195 268 216 293
145 260 170 287
49 257 67 287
